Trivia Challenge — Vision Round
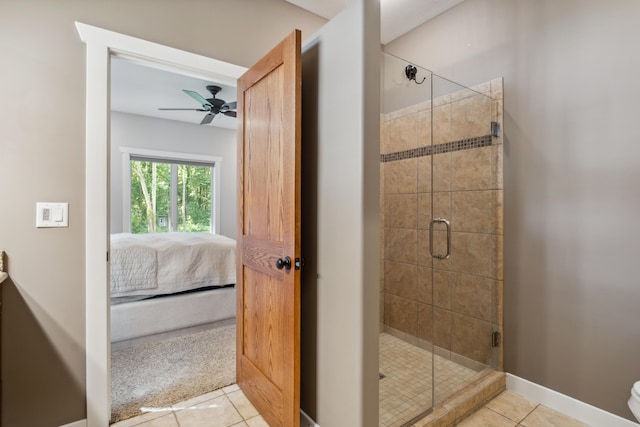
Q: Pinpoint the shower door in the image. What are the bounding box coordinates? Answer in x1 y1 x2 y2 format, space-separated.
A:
427 75 500 404
380 52 502 426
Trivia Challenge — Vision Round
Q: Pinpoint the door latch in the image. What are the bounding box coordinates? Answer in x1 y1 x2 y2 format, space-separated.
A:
275 256 304 271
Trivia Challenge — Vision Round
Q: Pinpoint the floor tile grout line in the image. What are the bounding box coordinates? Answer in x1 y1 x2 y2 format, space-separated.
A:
484 405 528 424
226 394 245 421
519 403 541 424
225 388 261 423
172 409 181 427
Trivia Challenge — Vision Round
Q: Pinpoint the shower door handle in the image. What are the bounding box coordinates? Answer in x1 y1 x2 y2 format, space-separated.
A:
429 218 451 260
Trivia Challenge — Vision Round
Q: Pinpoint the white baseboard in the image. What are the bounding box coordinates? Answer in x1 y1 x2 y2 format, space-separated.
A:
301 408 320 427
59 420 87 427
506 373 639 427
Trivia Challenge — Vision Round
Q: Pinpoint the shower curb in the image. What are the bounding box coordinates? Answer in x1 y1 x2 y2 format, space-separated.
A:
412 371 506 427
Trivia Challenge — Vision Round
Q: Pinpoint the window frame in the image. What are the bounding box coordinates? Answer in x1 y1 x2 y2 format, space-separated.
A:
120 147 221 234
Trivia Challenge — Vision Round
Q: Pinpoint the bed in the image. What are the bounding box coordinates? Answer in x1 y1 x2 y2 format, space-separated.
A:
110 232 236 343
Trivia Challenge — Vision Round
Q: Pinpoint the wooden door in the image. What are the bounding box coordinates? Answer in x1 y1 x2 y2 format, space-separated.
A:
236 30 302 427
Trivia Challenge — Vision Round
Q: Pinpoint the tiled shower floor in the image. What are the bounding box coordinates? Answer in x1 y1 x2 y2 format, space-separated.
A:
379 333 484 427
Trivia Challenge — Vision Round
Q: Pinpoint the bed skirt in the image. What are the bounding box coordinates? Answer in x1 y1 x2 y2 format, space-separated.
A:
110 286 236 343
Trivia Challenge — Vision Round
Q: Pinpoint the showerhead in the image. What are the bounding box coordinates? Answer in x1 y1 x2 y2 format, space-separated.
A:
405 64 426 84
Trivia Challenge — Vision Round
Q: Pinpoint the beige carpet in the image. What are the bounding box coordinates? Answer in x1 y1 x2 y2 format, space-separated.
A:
110 322 236 423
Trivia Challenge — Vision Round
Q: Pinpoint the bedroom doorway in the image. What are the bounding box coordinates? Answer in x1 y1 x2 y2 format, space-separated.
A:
109 54 240 422
77 22 247 426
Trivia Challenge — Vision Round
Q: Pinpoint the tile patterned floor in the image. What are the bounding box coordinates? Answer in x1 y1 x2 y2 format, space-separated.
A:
110 384 268 427
379 333 484 427
111 386 590 427
458 390 591 427
111 335 590 427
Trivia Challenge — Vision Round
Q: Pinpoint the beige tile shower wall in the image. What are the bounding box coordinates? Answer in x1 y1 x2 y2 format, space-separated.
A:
381 78 504 369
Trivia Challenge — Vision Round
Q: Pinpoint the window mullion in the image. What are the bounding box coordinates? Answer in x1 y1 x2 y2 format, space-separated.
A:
170 164 178 231
213 162 221 235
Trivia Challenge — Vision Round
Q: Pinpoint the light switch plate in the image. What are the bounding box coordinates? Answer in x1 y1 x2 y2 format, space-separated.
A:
36 202 69 228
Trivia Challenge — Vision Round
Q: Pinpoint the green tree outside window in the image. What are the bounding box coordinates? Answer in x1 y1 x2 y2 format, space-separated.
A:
131 160 213 233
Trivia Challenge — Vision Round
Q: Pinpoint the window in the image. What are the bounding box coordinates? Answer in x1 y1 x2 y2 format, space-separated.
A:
122 148 221 234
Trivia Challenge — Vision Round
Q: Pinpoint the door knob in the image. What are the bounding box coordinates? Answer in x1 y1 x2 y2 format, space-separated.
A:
275 256 292 270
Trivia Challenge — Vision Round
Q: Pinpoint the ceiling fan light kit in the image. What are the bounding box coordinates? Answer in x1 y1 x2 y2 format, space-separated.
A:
159 85 237 124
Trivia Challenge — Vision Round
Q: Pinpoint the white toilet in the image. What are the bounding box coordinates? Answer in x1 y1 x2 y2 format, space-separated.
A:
629 381 640 422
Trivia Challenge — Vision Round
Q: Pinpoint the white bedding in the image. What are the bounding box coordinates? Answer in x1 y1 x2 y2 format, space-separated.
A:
110 232 236 299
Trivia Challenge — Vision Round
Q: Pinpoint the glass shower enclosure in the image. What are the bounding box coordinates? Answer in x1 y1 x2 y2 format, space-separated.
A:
379 52 503 426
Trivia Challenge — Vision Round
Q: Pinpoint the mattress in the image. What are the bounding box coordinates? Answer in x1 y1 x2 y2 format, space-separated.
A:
110 232 236 299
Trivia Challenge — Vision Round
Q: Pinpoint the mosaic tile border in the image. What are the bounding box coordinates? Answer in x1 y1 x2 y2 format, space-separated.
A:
380 135 493 163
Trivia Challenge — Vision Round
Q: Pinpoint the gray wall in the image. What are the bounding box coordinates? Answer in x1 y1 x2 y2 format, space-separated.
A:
385 0 640 420
0 1 325 425
110 112 237 239
300 0 380 425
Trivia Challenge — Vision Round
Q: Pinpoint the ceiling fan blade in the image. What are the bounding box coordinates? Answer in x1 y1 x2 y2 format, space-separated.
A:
158 108 208 111
222 111 237 118
222 101 237 110
200 114 215 125
183 90 213 108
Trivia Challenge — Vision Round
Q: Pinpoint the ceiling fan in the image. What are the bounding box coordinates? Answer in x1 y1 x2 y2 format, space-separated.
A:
159 85 237 124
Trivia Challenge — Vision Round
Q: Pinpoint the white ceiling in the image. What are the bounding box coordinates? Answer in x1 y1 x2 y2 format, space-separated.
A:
111 56 237 130
285 0 464 44
111 0 464 128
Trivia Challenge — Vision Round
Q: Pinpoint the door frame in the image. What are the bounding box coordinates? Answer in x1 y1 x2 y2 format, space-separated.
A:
75 22 246 426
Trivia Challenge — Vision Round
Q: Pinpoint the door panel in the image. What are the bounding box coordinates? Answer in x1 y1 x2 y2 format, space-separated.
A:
244 64 285 241
243 268 285 385
237 29 301 427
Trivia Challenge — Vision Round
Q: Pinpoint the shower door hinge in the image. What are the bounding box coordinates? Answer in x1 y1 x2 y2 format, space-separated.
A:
492 331 501 348
491 121 501 137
